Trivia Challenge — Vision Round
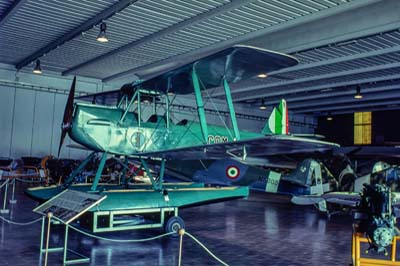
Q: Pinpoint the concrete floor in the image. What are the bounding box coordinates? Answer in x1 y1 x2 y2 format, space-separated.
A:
0 181 356 266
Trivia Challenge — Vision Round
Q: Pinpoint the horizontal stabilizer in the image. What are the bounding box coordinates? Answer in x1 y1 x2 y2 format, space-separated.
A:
291 195 325 205
322 192 360 207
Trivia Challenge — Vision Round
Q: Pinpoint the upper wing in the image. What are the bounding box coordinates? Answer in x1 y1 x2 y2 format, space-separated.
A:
78 45 298 103
137 45 298 94
131 135 338 160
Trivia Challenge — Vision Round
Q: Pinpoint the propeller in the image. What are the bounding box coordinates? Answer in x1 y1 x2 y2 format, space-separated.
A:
58 76 76 157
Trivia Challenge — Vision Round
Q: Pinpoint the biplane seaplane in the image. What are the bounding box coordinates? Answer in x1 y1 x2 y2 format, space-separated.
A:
26 45 338 233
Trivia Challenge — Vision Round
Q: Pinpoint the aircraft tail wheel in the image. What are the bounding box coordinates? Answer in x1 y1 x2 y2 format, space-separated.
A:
164 216 185 236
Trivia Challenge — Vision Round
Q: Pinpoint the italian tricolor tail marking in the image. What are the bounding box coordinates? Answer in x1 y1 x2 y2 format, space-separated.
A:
263 99 289 135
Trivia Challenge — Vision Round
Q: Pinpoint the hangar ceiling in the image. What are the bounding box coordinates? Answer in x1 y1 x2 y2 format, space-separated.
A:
0 0 399 116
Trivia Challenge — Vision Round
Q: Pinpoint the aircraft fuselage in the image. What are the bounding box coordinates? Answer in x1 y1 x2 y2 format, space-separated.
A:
70 103 262 155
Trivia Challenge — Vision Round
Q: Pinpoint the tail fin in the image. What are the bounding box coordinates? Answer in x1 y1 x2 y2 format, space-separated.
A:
262 99 289 135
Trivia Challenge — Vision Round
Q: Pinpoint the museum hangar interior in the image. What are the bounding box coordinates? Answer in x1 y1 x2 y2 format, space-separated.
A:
1 0 400 265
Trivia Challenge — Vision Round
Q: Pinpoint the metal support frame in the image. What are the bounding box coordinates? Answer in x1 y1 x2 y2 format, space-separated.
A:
352 228 400 266
223 78 240 141
192 67 209 144
64 152 96 186
91 152 108 192
40 216 89 265
91 207 177 232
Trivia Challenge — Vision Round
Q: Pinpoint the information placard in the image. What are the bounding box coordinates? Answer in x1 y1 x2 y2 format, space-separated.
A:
34 189 106 224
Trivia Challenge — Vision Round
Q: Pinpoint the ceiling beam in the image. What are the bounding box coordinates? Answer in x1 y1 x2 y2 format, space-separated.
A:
212 44 400 97
0 0 28 29
318 105 400 116
15 0 138 70
294 98 400 114
240 74 400 104
260 0 395 54
234 62 400 102
102 0 379 82
290 89 400 110
262 83 400 106
62 0 252 76
278 44 400 76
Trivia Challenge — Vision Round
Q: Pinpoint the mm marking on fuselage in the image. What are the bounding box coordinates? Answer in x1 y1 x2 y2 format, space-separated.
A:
208 135 229 144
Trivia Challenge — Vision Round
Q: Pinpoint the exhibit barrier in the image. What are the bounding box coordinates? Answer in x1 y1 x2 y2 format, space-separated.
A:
0 215 42 226
0 213 229 266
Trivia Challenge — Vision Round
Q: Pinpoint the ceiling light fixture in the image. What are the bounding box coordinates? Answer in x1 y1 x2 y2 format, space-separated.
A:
326 112 333 121
96 22 109 43
257 73 268 78
33 59 42 74
259 98 267 110
354 85 363 99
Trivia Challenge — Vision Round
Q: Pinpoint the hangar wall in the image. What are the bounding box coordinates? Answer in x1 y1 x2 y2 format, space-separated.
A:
0 64 103 159
0 63 316 159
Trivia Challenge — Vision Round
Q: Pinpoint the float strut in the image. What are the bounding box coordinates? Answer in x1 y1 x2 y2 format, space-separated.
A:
91 152 108 192
64 152 96 186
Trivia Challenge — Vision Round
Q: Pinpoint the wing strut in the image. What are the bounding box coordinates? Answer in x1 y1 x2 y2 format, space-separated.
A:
192 67 209 144
223 78 240 141
140 158 166 191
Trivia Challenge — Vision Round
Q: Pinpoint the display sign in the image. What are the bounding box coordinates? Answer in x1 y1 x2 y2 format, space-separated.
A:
34 189 106 224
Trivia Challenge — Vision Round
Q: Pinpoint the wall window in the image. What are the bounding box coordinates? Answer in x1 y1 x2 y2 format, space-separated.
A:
354 112 371 145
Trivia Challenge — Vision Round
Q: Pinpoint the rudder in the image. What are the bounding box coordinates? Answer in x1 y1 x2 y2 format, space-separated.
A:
262 99 289 135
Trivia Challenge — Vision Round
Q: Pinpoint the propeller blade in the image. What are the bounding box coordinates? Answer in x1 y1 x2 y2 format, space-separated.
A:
58 76 76 157
58 128 67 157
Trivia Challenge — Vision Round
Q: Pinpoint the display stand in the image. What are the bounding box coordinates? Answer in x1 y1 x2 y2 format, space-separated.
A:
352 229 400 266
34 189 106 265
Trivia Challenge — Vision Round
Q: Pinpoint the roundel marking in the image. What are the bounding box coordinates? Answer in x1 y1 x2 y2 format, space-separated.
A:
226 165 240 179
130 131 146 150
